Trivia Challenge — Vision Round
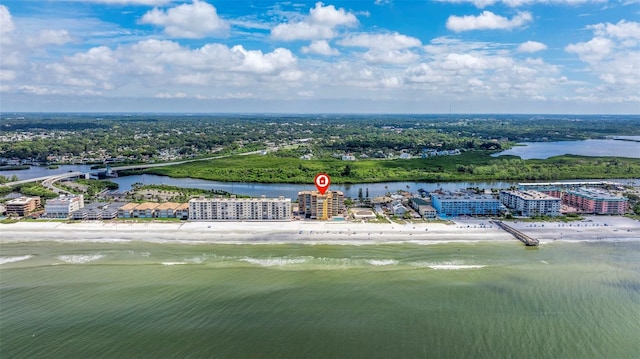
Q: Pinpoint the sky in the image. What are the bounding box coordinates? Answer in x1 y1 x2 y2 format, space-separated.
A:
0 0 639 114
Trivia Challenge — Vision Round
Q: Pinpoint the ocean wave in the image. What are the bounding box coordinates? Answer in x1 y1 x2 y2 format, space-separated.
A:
0 255 33 265
240 257 309 267
161 262 187 266
57 254 104 264
367 259 399 266
412 261 486 270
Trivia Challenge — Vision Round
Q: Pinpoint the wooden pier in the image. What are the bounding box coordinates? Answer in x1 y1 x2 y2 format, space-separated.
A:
492 220 539 246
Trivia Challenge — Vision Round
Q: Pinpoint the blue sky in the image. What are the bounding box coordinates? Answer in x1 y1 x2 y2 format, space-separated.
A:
0 0 638 113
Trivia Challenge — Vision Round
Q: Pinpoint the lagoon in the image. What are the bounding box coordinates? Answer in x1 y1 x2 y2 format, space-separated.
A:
494 139 640 159
109 174 514 198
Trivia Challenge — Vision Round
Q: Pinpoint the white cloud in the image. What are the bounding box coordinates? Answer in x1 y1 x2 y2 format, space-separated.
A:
82 0 172 5
363 49 419 64
437 0 607 8
155 91 187 98
271 2 358 41
565 20 639 99
405 63 438 83
302 40 340 55
36 39 300 95
589 20 640 40
565 37 613 62
0 69 16 82
140 0 229 38
231 46 297 74
338 32 422 50
27 30 73 47
447 11 532 32
374 0 393 5
517 40 547 53
0 5 15 44
403 37 563 101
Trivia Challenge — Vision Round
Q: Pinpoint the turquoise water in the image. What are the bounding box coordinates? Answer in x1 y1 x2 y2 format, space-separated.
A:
1 240 639 358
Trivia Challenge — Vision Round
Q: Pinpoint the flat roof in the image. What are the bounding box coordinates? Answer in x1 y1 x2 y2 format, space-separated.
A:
410 197 430 206
567 187 627 200
501 190 560 200
431 192 498 201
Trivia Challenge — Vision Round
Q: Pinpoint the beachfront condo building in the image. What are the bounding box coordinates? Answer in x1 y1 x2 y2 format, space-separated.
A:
298 190 345 220
518 183 628 215
563 188 628 215
188 196 291 221
45 194 84 219
499 190 561 217
6 196 41 217
430 192 502 218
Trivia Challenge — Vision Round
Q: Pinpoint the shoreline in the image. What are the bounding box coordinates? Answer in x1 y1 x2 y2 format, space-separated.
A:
1 216 638 245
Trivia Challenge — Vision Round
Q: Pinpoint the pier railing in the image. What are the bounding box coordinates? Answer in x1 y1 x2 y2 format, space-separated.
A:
492 220 539 246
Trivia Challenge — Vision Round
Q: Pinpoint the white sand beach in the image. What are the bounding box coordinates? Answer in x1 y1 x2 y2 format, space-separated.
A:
1 216 638 245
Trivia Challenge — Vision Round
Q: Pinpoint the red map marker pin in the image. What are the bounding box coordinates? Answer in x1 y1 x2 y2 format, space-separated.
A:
314 173 331 195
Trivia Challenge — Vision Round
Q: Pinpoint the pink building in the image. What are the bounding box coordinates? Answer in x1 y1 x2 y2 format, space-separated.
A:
563 188 628 215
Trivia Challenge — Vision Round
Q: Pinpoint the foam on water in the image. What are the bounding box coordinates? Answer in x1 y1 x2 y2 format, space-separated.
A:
57 254 105 264
412 261 486 270
367 259 399 266
240 257 309 267
161 262 188 266
0 255 33 265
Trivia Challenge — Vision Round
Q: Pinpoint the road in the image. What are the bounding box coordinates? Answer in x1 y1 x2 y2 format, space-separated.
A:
0 149 270 192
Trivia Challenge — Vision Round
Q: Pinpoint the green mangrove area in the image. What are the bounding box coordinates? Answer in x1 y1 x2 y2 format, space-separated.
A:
138 151 640 184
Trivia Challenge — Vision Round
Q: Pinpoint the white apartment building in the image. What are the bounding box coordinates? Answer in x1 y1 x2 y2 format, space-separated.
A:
499 190 561 217
45 195 84 219
189 196 291 221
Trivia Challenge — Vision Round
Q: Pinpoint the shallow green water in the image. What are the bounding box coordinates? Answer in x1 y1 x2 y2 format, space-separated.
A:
1 240 639 358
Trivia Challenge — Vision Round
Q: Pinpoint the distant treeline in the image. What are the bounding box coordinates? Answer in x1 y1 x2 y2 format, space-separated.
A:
2 114 640 162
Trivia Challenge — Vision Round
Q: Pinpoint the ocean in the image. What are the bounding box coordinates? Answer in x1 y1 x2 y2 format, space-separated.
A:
1 240 639 358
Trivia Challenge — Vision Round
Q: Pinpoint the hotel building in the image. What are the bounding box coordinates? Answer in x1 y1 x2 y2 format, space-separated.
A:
563 188 628 215
6 196 41 217
298 190 345 220
45 195 85 219
519 182 628 215
189 196 291 221
499 190 561 217
430 192 502 218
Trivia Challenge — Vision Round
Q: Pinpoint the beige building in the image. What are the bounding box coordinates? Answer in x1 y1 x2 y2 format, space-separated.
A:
133 202 159 218
118 203 139 218
6 196 41 217
155 202 188 218
298 190 345 220
189 196 291 221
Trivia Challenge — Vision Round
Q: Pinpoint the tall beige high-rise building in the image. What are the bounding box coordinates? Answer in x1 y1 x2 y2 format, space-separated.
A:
298 190 344 220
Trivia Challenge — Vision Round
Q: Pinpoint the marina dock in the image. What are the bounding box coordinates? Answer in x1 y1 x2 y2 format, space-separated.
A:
492 220 539 246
